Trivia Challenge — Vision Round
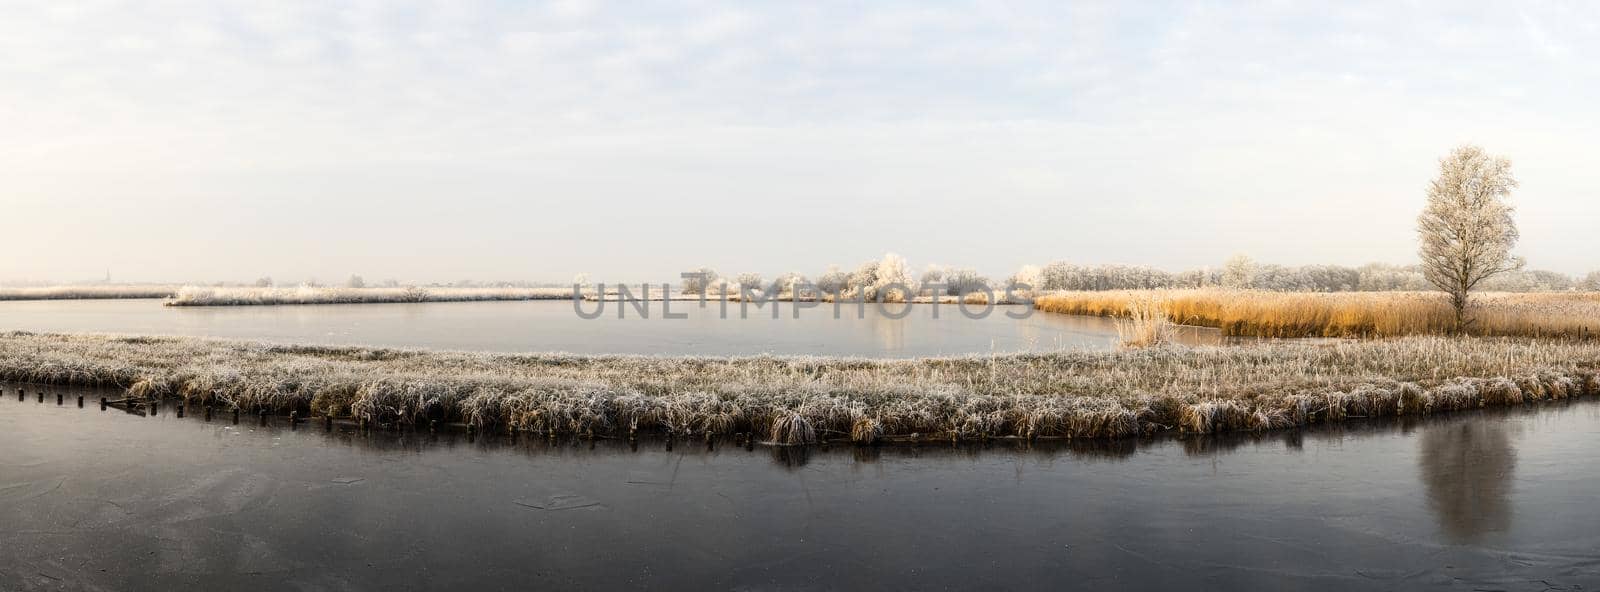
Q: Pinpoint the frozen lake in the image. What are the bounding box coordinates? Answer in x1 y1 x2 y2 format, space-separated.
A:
0 298 1222 357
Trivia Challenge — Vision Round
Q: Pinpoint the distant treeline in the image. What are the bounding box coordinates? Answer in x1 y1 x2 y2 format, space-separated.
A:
674 254 1599 298
1019 259 1598 293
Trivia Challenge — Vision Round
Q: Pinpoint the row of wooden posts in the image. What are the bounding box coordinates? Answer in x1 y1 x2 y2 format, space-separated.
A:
5 386 323 430
3 387 495 443
5 386 761 451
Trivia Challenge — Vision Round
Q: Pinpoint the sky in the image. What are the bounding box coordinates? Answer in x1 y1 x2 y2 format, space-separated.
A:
3 0 1597 284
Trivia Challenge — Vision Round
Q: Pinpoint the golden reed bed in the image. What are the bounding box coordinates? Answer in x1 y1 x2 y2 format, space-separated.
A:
1034 290 1600 339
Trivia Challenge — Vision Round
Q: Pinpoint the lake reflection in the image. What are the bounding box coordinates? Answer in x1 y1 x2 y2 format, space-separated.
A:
3 387 1596 590
1419 421 1517 543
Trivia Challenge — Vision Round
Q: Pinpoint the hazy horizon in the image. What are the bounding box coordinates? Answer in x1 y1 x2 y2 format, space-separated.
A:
6 1 1597 284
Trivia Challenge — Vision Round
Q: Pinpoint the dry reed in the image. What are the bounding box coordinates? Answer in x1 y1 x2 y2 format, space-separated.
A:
1115 294 1175 348
1036 289 1600 339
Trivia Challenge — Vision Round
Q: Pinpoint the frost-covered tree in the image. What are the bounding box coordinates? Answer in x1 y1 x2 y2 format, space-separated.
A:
703 276 735 297
1252 264 1302 291
1173 267 1217 289
1479 269 1573 292
679 267 720 294
1222 254 1255 289
1582 271 1600 292
1357 263 1429 291
942 268 989 296
346 275 365 289
873 253 918 301
771 272 807 296
1418 145 1523 331
1007 264 1042 292
815 265 849 295
1036 262 1171 291
253 276 274 288
846 260 879 297
734 272 764 293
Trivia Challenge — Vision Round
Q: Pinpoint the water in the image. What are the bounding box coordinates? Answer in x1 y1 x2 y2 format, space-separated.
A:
0 299 1221 357
3 386 1597 591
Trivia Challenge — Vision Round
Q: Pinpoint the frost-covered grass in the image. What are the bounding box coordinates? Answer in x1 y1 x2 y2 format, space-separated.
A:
167 286 573 306
2 331 1596 444
1037 290 1600 339
0 285 179 301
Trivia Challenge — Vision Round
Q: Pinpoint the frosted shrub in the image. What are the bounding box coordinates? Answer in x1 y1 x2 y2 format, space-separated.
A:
815 266 849 295
847 261 879 299
679 267 720 294
943 268 989 296
871 253 917 302
735 272 764 293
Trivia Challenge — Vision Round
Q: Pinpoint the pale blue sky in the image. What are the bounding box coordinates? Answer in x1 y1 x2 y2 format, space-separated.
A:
3 1 1596 283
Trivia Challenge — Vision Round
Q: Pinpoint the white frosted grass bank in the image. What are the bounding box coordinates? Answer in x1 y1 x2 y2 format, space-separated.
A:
1 331 1596 444
167 286 573 306
0 285 179 301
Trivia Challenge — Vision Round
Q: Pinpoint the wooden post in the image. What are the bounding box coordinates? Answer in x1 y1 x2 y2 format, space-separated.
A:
259 409 267 426
37 391 43 403
205 406 212 421
176 403 185 418
325 415 333 430
77 395 83 408
56 393 63 405
289 411 298 429
100 397 107 410
232 408 240 424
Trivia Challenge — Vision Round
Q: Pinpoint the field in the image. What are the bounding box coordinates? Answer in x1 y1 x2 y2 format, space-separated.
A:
1035 290 1600 339
167 286 573 306
1 331 1595 443
0 285 179 301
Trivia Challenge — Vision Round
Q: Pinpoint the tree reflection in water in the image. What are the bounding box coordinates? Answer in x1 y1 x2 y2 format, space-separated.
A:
1419 419 1516 543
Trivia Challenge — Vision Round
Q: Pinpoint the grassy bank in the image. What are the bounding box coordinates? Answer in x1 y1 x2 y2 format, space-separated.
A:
167 286 573 306
0 285 179 301
1 331 1595 443
1035 290 1600 339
